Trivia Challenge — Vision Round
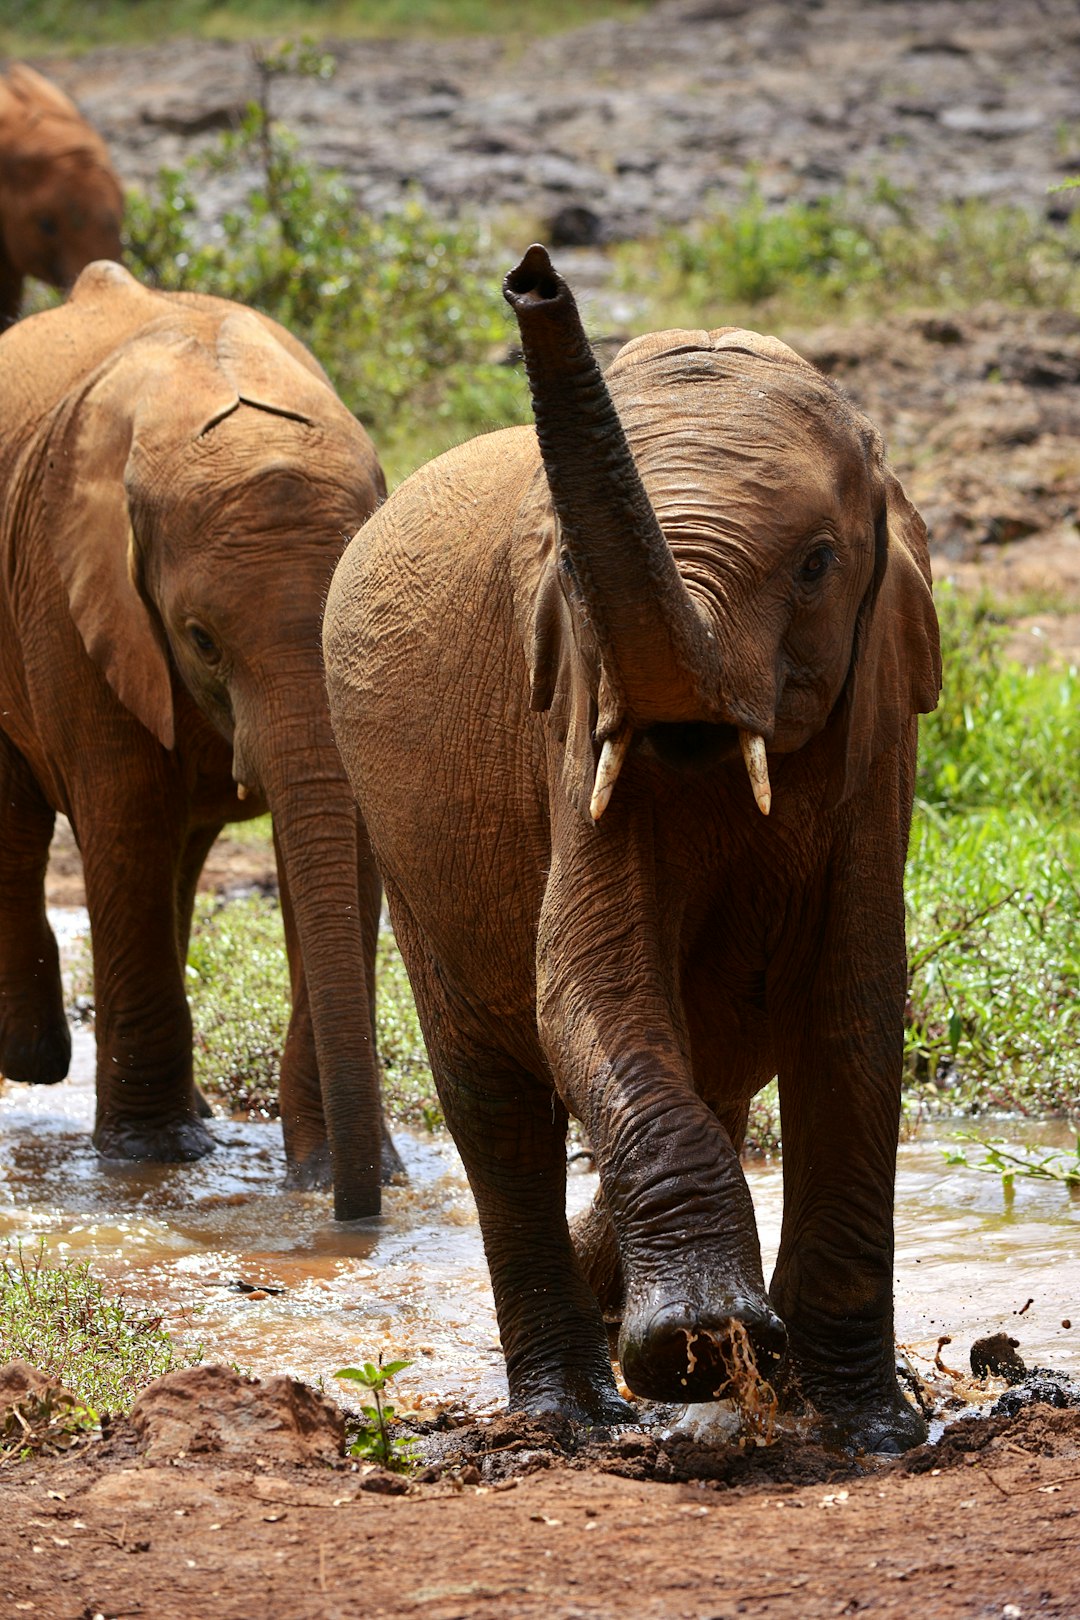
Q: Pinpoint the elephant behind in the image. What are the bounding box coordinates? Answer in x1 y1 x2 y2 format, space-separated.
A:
325 246 941 1450
0 63 123 328
0 260 395 1220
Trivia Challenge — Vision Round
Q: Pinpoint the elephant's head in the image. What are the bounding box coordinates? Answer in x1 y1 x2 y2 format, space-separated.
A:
38 261 387 1218
0 65 122 310
504 244 940 825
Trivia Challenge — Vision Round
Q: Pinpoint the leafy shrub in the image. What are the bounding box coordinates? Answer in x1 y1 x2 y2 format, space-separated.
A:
124 57 529 455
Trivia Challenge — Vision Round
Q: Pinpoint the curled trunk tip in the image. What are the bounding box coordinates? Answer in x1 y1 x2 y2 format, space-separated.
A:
503 243 562 309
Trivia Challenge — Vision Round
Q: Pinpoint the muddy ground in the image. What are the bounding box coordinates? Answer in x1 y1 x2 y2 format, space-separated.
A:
3 1375 1080 1620
10 0 1080 1614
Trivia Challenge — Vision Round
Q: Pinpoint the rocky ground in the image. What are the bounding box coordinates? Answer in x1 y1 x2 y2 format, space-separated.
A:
11 1 1080 1613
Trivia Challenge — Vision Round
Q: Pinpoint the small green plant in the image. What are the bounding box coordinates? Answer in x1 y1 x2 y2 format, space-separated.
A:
0 1244 198 1413
942 1133 1080 1195
334 1355 418 1471
0 1383 99 1468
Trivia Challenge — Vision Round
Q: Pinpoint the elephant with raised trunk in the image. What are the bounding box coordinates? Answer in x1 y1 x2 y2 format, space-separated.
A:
0 65 123 327
325 246 941 1450
0 260 396 1220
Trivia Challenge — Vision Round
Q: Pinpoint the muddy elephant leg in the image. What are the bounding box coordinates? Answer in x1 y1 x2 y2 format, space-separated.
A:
390 897 630 1425
0 734 70 1083
445 1056 632 1424
175 823 223 1120
78 786 213 1163
769 812 926 1453
274 832 403 1191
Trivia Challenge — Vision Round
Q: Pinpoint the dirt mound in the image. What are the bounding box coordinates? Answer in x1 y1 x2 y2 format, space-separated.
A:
129 1363 344 1466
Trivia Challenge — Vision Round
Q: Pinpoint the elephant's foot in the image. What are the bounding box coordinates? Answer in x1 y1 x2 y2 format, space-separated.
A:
774 1309 928 1454
284 1139 332 1191
780 1358 927 1455
93 1113 215 1163
0 1008 71 1085
508 1366 637 1429
283 1121 406 1194
619 1283 786 1404
380 1118 406 1183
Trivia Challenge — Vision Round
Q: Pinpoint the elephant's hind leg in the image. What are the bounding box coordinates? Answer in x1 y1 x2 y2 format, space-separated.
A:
78 778 213 1164
391 900 633 1426
0 734 70 1084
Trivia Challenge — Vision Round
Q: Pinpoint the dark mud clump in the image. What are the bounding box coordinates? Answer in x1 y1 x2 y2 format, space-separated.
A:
415 1408 868 1490
904 1398 1080 1474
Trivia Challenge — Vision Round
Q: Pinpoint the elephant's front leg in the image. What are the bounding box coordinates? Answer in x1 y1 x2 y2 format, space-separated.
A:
538 801 784 1405
79 794 213 1163
0 733 70 1084
770 801 926 1453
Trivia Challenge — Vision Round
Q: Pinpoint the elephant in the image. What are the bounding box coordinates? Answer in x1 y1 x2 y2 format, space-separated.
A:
324 245 942 1450
0 63 123 328
0 259 396 1221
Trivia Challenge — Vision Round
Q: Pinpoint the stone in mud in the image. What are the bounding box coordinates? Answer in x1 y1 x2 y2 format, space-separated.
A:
970 1333 1026 1384
130 1364 344 1465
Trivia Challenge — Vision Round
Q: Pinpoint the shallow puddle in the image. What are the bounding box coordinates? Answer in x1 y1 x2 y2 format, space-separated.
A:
1 913 1077 1419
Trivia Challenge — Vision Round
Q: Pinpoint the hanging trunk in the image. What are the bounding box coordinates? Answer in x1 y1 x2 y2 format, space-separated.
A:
261 741 382 1221
504 243 723 735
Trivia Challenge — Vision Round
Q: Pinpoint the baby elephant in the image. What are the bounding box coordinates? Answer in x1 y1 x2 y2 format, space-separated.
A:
0 261 393 1220
0 64 123 327
325 246 941 1450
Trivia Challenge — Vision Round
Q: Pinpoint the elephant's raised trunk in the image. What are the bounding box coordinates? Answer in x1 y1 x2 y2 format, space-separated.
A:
504 244 724 740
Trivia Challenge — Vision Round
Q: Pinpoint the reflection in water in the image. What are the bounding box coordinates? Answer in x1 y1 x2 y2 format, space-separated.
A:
2 1019 1077 1418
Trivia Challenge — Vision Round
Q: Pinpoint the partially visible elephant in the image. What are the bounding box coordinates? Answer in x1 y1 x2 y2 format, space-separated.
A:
0 260 395 1220
325 245 941 1449
0 63 123 327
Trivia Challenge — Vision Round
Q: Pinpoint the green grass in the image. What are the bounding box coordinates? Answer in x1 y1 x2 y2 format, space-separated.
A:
183 896 441 1130
904 588 1080 1118
613 182 1080 329
2 0 644 51
0 1244 197 1413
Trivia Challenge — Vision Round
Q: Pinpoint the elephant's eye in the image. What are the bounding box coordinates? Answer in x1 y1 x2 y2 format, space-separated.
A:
36 215 59 238
188 623 220 662
800 545 834 583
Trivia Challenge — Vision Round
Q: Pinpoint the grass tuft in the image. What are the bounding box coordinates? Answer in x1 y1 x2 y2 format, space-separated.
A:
0 1244 198 1414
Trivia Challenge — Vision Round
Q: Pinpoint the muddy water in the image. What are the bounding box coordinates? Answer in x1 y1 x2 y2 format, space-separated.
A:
1 914 1077 1419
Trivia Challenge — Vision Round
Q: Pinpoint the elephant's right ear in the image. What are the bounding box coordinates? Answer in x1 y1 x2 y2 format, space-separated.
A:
41 352 177 749
511 466 602 821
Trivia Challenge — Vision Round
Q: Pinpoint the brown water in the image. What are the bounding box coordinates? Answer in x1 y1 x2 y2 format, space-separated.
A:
2 914 1077 1419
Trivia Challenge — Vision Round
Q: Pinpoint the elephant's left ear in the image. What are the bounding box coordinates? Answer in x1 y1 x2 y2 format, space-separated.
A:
829 470 942 806
41 338 239 751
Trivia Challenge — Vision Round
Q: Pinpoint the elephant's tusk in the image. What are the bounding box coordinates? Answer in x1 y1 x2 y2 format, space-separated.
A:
739 731 771 816
590 726 633 821
236 782 248 801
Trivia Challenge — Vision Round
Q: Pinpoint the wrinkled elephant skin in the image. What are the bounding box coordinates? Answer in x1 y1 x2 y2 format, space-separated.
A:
0 64 123 327
0 261 396 1220
325 246 942 1449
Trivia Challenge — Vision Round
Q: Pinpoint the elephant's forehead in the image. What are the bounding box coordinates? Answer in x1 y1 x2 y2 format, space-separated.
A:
609 353 874 496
